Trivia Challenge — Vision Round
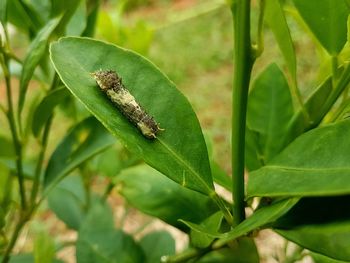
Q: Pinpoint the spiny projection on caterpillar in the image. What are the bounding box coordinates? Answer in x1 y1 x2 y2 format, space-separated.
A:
91 70 164 139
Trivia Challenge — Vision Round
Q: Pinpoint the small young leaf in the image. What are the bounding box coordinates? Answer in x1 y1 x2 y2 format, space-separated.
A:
139 231 175 263
293 0 350 55
50 37 214 195
44 117 115 189
18 15 62 115
248 120 350 198
247 63 293 164
76 202 145 263
32 87 70 137
311 252 350 263
180 198 298 246
115 165 218 231
190 211 223 248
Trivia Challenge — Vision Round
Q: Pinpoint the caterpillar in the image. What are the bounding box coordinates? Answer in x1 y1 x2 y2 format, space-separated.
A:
91 70 163 139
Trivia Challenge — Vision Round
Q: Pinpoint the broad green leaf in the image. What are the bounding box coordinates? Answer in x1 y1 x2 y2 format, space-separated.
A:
265 0 297 83
18 16 62 114
190 211 224 248
139 231 175 263
198 238 259 263
247 64 293 164
273 196 350 228
50 37 214 195
76 203 144 263
32 87 70 137
276 221 350 261
293 0 350 55
115 165 218 231
44 117 115 189
181 198 299 247
47 175 86 230
34 231 55 263
247 120 350 198
0 0 7 24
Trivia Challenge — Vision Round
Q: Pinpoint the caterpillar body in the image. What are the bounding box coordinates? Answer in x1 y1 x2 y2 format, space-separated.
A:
91 70 163 139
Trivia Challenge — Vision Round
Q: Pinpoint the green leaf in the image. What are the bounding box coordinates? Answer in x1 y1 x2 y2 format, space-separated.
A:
190 211 224 248
18 16 62 114
311 252 350 263
247 120 350 198
115 165 218 231
292 0 350 55
181 198 298 247
76 203 145 263
44 116 115 189
245 127 262 171
32 87 70 137
276 221 350 261
139 231 175 263
50 0 84 35
47 175 86 230
7 0 43 33
199 238 259 263
66 0 87 36
285 74 333 145
34 231 55 263
265 0 297 83
211 161 232 191
0 0 7 24
50 37 214 195
273 196 350 260
247 64 293 164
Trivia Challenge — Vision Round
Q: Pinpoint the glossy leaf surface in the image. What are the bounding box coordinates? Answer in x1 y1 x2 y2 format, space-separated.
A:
44 117 115 188
32 87 70 137
248 120 350 198
246 64 293 167
293 0 350 54
115 165 218 231
19 16 62 114
50 37 213 195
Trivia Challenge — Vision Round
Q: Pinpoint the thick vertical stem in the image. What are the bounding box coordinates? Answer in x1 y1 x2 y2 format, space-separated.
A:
231 0 253 226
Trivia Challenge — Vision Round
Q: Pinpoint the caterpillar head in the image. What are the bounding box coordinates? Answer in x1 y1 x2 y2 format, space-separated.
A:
91 70 122 91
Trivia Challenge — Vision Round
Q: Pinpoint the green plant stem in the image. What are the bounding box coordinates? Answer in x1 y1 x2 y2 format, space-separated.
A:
30 74 59 205
30 117 53 204
0 55 27 210
231 0 254 226
1 214 28 263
